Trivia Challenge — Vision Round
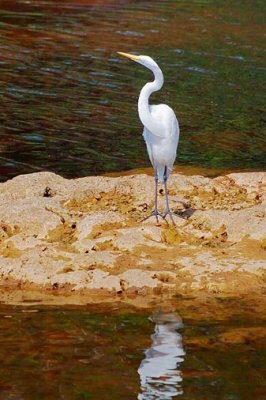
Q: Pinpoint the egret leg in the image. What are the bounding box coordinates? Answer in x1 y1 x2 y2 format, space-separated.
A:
154 174 159 223
141 172 165 225
163 168 176 225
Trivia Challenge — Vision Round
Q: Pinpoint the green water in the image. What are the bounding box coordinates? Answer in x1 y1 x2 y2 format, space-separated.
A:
0 0 265 181
0 299 265 399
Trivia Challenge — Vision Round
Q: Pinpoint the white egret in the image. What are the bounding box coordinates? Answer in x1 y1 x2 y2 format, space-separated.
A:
117 52 180 225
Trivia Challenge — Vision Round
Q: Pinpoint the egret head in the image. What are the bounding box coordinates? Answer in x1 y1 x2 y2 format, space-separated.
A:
117 52 159 71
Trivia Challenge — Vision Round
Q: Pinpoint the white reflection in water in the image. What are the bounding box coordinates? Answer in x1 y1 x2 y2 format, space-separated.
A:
138 311 185 399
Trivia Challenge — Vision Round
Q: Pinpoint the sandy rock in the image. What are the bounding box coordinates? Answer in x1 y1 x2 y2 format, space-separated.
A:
68 251 118 270
75 211 124 241
72 238 96 253
51 270 91 288
0 171 265 303
238 261 266 272
188 205 266 242
0 198 62 239
72 176 119 200
3 233 43 251
0 171 69 202
119 269 160 289
227 172 266 191
84 269 121 291
114 226 166 251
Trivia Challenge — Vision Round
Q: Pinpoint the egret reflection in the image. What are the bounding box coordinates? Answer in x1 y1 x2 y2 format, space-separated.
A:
138 310 185 399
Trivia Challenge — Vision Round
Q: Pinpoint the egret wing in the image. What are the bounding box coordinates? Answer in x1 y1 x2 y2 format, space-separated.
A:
150 104 179 140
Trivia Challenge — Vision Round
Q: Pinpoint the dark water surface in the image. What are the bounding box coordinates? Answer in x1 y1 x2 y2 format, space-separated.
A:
0 299 265 399
0 0 265 181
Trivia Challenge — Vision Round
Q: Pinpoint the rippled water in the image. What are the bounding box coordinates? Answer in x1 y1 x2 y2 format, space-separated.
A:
0 299 265 399
0 0 265 181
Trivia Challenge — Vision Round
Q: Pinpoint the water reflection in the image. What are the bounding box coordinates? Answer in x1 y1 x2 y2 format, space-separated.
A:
138 310 185 399
0 303 265 399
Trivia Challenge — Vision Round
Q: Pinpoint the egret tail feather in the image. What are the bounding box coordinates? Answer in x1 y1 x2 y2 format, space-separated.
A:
157 166 171 183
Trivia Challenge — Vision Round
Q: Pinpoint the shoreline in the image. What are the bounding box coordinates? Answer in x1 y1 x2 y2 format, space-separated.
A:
104 165 265 179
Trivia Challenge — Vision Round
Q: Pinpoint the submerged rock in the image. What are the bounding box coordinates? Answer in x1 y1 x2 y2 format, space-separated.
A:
0 171 265 303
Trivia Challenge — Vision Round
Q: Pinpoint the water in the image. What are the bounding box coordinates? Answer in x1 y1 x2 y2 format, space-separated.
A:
0 0 265 182
0 298 265 399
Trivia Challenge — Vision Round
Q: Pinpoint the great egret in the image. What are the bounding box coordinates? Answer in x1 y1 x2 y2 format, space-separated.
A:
117 52 180 225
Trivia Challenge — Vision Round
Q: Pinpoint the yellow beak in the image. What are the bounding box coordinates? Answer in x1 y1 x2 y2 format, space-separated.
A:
117 52 141 62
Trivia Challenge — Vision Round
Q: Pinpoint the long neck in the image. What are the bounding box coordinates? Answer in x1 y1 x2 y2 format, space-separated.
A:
138 66 164 136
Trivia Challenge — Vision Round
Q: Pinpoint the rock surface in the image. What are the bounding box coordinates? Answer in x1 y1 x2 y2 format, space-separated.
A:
0 171 265 304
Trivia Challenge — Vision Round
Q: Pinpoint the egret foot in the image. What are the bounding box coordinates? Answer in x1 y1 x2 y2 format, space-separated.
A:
163 210 176 226
141 210 166 226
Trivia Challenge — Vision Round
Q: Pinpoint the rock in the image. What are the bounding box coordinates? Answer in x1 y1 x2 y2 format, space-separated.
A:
82 269 121 291
0 170 265 303
75 211 124 241
188 205 266 242
114 226 166 251
119 269 160 289
0 198 62 239
227 172 266 192
0 171 69 202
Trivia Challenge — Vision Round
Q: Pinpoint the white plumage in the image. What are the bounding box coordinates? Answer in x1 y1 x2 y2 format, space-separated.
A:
118 52 180 224
143 104 179 182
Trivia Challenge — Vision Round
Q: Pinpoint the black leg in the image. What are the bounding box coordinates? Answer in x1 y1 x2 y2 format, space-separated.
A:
163 167 176 225
141 170 165 225
154 173 159 224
